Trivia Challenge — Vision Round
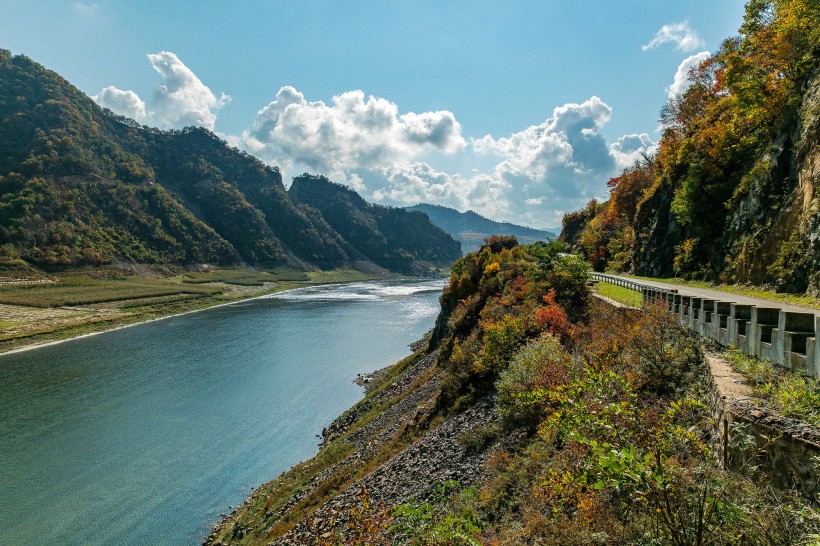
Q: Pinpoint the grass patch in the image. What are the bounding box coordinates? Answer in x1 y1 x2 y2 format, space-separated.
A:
593 281 642 307
618 273 820 309
118 292 207 309
306 269 375 283
181 269 309 285
725 348 820 426
0 277 221 308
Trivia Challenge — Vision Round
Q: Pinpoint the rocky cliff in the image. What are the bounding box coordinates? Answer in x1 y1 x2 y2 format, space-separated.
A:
559 0 820 295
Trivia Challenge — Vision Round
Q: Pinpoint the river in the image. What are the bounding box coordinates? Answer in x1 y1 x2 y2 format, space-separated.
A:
0 279 445 545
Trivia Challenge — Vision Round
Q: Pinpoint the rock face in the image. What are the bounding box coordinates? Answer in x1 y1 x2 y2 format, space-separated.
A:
632 68 820 292
793 74 820 296
722 71 820 294
632 182 680 278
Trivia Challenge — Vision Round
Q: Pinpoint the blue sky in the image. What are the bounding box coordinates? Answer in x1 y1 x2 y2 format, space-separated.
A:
1 0 746 228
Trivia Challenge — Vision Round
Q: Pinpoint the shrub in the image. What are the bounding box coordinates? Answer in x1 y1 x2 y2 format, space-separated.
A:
622 301 703 396
496 335 571 431
475 315 526 375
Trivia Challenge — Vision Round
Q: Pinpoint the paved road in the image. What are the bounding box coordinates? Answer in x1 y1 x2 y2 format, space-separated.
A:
602 274 820 317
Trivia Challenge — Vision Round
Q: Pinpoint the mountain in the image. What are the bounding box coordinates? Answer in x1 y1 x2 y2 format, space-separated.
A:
0 50 459 273
559 0 820 295
406 203 555 254
290 176 461 273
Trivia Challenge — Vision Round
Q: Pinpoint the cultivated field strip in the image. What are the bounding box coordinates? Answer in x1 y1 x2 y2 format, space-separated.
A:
0 278 221 308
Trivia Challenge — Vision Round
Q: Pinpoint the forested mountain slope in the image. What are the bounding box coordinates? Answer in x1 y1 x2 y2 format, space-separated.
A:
289 176 461 274
0 50 458 273
559 0 820 295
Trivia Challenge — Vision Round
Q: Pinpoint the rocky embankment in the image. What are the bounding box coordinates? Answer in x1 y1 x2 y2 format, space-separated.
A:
206 338 499 545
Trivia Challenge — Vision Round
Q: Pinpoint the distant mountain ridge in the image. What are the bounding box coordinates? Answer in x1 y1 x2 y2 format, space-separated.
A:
0 50 461 274
406 203 555 254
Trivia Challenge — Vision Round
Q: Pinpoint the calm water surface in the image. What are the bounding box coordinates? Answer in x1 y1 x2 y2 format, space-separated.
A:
0 279 445 545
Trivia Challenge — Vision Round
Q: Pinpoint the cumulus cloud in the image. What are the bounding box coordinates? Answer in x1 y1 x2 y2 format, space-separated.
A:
363 97 624 227
242 86 465 177
609 133 658 169
93 86 147 122
146 51 230 130
474 96 614 182
370 162 510 218
93 55 637 227
668 51 711 99
642 21 705 52
92 51 229 130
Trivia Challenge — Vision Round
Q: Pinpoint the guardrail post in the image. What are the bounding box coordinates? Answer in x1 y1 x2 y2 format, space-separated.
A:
688 297 702 329
751 307 780 362
807 316 820 379
729 304 753 352
780 311 816 373
715 301 731 344
699 300 715 337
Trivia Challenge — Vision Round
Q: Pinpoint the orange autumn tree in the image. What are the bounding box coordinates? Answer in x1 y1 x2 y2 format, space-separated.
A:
535 288 572 337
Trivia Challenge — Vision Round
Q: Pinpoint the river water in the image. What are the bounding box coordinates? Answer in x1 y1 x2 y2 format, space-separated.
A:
0 279 445 545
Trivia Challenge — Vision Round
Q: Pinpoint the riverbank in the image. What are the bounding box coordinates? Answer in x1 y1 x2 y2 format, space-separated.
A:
206 335 499 545
0 269 377 356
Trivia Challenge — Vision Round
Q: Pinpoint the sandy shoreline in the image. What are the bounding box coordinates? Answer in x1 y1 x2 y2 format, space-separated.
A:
0 284 308 358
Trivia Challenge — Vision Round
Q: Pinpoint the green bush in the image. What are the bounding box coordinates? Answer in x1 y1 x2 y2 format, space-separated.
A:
496 335 570 431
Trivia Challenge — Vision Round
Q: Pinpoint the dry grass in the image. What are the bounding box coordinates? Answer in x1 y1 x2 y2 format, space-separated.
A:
181 269 309 285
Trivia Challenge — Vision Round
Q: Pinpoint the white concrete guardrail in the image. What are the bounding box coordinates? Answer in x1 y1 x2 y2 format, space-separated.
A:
591 273 820 379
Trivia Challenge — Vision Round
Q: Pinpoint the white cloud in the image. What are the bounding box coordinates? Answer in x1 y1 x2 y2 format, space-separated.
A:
475 96 614 181
72 2 99 16
92 51 229 131
93 86 147 122
642 21 705 52
362 97 622 227
242 86 465 177
370 162 512 220
668 51 711 99
146 51 230 130
609 133 658 169
93 57 637 228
